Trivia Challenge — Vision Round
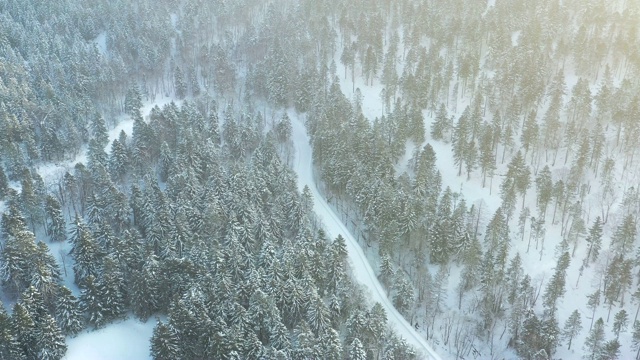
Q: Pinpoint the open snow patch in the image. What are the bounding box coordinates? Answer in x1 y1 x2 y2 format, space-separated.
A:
64 318 155 360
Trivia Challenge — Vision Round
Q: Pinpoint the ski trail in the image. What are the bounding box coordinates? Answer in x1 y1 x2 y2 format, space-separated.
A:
291 114 442 360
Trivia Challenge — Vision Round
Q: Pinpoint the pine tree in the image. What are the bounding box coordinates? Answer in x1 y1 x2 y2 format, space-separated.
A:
562 310 582 350
99 255 126 323
12 302 37 359
0 302 25 360
598 339 620 360
348 338 367 360
54 286 84 336
521 111 539 158
132 255 161 320
452 108 470 176
393 276 414 317
587 290 601 330
150 320 181 360
611 214 636 255
81 275 106 328
536 165 553 217
517 309 542 359
479 123 497 187
69 217 103 286
35 313 67 360
174 66 187 99
541 314 560 357
612 310 628 339
0 166 8 201
431 103 450 141
584 318 605 360
45 195 66 242
543 252 571 312
584 217 604 265
125 84 143 117
91 113 109 148
1 227 39 295
632 320 640 359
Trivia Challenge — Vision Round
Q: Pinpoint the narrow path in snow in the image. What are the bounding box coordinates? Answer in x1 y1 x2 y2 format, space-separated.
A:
291 115 442 360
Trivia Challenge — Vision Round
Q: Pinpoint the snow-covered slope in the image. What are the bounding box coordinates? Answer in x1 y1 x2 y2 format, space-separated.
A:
291 113 442 360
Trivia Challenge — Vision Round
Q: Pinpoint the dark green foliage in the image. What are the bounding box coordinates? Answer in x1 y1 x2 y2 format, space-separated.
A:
35 313 67 360
69 217 103 287
45 196 66 243
132 256 161 321
0 166 8 200
584 217 604 264
174 66 187 100
12 303 37 359
1 227 39 296
54 286 84 336
80 275 107 328
543 252 571 312
150 321 180 360
584 318 605 360
562 310 582 350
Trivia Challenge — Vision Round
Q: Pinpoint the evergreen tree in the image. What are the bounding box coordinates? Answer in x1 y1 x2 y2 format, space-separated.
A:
584 217 604 265
125 84 143 117
562 310 582 350
452 108 470 176
431 103 450 141
543 252 571 312
174 66 187 99
632 320 640 359
598 339 620 360
99 255 127 323
0 166 8 201
479 123 497 187
535 165 553 217
584 318 605 360
150 320 181 360
69 217 103 287
35 313 67 360
45 195 66 242
349 338 367 360
611 214 636 255
612 310 628 339
54 286 84 336
1 227 39 295
393 276 414 317
517 310 542 359
520 111 539 158
12 302 37 359
91 113 109 149
80 275 106 328
132 255 161 320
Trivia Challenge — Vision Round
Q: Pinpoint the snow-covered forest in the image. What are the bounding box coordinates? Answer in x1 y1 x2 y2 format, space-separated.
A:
1 0 640 359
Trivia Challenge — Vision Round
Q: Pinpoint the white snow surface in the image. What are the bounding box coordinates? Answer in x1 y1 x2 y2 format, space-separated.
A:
291 113 442 360
63 317 155 360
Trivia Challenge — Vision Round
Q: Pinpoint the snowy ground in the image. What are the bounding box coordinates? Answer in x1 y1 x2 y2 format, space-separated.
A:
63 317 155 360
291 112 442 360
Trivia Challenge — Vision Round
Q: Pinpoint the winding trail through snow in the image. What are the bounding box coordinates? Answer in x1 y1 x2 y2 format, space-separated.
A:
291 115 442 360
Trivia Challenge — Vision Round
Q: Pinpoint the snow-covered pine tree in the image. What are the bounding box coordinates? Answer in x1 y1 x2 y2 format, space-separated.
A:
562 310 583 350
150 320 180 360
349 338 367 360
584 317 605 359
35 313 67 360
